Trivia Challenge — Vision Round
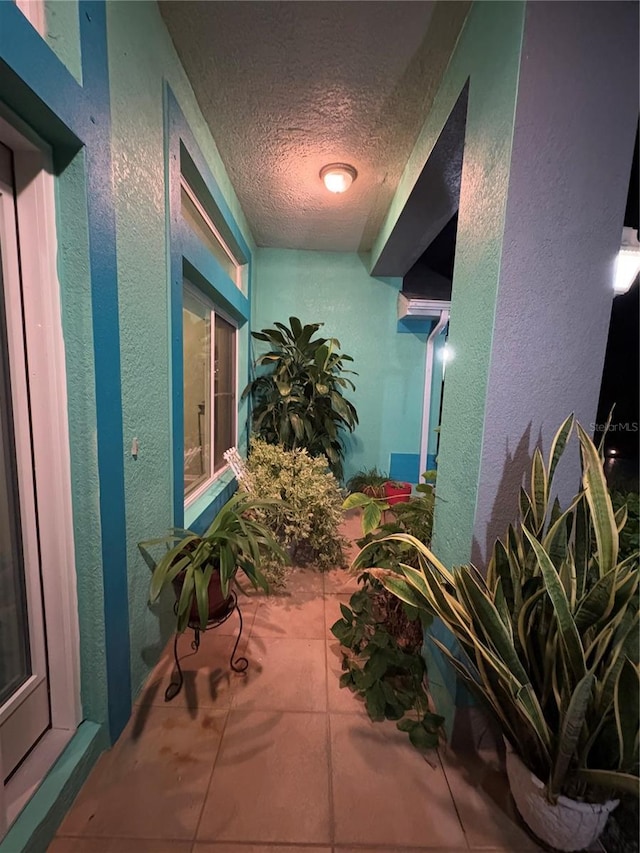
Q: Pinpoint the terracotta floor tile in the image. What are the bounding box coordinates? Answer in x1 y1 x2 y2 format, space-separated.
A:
335 849 471 853
232 637 327 712
330 714 466 848
282 567 326 595
438 746 544 851
49 840 191 852
136 628 252 710
251 593 326 639
58 706 226 840
326 640 368 716
194 846 332 853
196 710 331 844
323 568 360 595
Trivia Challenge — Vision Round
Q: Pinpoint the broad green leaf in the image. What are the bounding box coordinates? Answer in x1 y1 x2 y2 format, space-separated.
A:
548 414 574 487
522 529 586 682
576 769 640 797
549 673 594 798
577 424 618 575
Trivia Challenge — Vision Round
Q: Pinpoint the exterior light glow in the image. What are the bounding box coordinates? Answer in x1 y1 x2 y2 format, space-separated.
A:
613 227 640 295
441 343 454 364
320 163 357 194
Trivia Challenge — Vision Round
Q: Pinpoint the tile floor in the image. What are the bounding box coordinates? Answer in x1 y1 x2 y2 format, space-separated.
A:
50 515 594 853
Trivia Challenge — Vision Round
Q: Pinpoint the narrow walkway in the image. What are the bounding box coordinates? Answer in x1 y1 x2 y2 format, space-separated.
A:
51 515 546 853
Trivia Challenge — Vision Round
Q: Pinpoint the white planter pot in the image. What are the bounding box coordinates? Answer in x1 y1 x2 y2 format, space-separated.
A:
504 741 618 852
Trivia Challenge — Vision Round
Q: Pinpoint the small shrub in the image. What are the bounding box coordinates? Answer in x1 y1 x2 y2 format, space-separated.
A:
243 438 345 582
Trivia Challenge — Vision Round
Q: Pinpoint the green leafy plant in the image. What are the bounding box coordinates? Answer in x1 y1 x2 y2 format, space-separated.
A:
139 493 288 632
332 588 443 750
369 416 639 803
612 490 639 563
346 467 388 497
243 317 358 479
332 469 442 751
243 438 345 578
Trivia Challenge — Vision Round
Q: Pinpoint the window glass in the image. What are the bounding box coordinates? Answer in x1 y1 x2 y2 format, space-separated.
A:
213 314 236 472
180 184 238 284
183 288 211 497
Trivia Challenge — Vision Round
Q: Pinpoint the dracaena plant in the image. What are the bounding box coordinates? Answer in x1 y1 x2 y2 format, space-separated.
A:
243 316 358 480
365 416 639 803
139 493 288 632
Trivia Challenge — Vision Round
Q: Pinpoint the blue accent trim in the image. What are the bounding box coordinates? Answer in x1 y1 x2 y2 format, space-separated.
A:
0 722 107 853
165 84 252 528
389 452 420 484
188 477 238 535
180 226 250 322
0 0 89 165
79 0 131 741
426 453 438 471
0 0 131 743
397 317 434 335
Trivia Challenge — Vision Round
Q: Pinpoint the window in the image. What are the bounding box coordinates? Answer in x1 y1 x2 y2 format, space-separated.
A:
180 177 242 288
175 131 248 511
183 286 237 501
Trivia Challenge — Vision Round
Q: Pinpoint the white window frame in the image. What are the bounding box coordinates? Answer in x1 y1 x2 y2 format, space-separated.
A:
180 175 243 290
15 0 46 36
0 115 81 836
183 282 238 509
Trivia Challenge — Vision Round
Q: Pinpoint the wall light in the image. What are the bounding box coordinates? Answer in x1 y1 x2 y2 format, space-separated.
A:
320 163 357 194
613 227 640 295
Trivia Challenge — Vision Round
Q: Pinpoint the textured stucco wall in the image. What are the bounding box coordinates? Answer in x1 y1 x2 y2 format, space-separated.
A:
375 1 526 568
44 0 82 84
106 0 255 699
472 0 640 564
252 248 427 483
56 151 109 724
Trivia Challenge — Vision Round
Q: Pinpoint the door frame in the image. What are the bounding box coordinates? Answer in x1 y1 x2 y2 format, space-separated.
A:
0 115 81 835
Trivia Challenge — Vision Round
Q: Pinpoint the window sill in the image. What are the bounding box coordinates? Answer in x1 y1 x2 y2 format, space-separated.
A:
184 467 236 531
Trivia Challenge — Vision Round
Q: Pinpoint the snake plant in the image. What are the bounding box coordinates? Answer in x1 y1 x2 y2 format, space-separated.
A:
364 416 639 803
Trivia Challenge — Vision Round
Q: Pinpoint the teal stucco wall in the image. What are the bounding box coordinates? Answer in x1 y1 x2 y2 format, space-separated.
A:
106 0 256 700
252 249 427 484
373 1 526 569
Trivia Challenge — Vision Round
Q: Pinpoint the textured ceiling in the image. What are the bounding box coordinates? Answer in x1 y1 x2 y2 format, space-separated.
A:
160 1 470 252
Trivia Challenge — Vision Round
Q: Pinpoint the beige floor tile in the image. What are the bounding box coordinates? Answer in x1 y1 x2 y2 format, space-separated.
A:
58 706 226 840
282 567 326 595
326 640 368 716
232 637 327 712
136 628 252 710
330 714 466 848
194 846 331 853
323 568 360 595
49 840 191 852
438 746 544 851
196 710 331 844
251 593 326 639
335 849 472 853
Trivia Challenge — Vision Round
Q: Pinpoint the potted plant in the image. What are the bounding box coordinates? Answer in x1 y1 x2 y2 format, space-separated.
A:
366 415 639 852
383 479 412 506
346 467 389 498
243 316 358 480
139 493 288 632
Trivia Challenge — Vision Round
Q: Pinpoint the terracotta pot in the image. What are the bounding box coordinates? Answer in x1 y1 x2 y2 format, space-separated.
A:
172 568 233 625
384 480 412 506
504 740 618 852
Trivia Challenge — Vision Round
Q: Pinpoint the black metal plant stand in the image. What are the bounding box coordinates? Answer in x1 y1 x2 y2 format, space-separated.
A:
164 590 247 702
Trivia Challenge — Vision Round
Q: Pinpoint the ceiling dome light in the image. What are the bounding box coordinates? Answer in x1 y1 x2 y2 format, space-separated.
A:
320 163 357 194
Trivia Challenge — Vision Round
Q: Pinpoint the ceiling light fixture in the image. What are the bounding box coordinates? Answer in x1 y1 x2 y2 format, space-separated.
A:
613 226 640 295
320 163 357 194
